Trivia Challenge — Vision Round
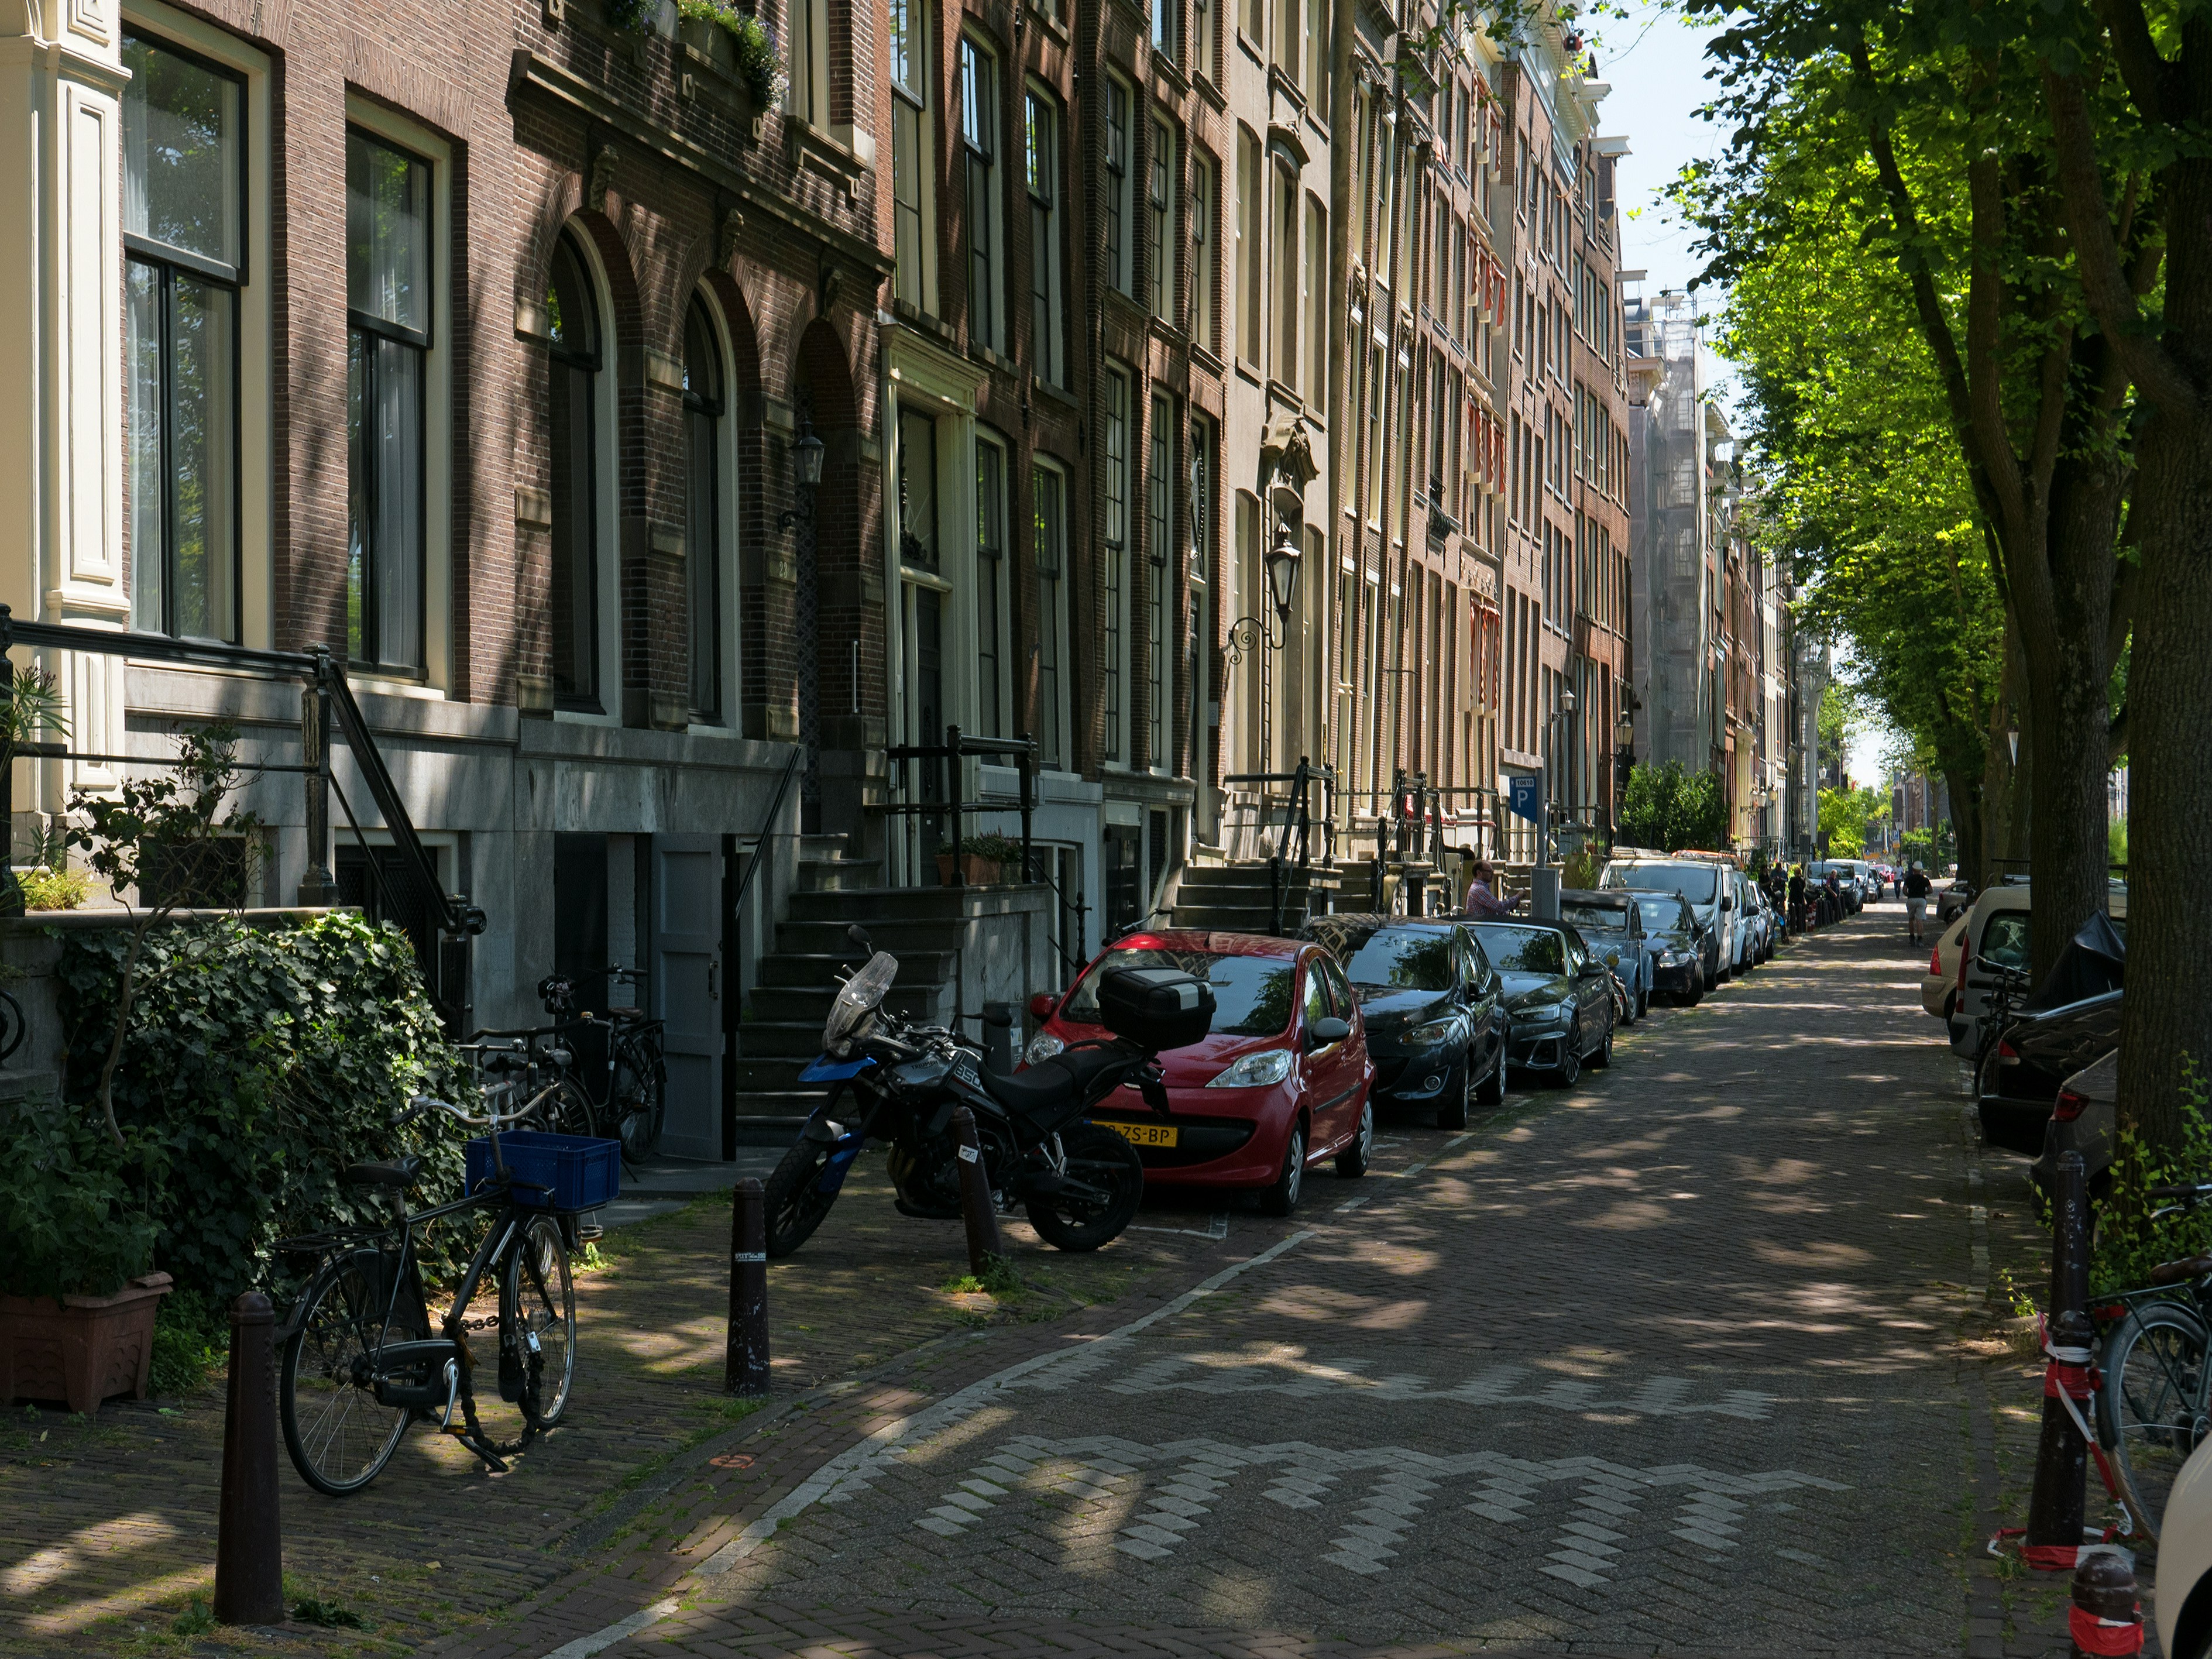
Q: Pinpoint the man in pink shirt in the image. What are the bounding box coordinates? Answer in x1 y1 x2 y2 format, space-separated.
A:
1462 860 1524 919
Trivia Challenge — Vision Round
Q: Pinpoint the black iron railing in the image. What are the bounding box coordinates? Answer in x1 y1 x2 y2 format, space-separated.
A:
1222 756 1333 936
0 607 486 1030
881 726 1038 889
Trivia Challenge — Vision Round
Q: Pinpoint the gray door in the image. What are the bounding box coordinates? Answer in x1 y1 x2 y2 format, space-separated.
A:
651 835 724 1161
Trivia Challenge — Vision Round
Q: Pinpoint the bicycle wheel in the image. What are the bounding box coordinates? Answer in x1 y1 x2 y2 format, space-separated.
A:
531 1077 600 1140
503 1214 576 1430
613 1036 667 1166
2098 1299 2210 1535
280 1251 418 1496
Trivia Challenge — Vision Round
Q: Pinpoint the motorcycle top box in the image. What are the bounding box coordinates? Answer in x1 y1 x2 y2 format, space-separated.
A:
1095 966 1214 1052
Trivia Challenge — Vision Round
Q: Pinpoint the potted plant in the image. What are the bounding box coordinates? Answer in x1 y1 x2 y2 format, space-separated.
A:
0 1094 168 1413
935 832 1023 888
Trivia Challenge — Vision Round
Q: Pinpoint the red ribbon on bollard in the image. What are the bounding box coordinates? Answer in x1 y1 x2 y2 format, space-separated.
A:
2067 1599 2143 1655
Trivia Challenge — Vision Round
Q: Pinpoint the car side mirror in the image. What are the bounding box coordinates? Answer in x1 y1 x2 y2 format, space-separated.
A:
1721 895 1734 910
1307 1015 1352 1049
1028 991 1058 1022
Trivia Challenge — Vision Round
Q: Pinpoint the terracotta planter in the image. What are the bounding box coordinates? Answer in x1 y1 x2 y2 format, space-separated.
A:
0 1272 172 1413
935 853 1000 888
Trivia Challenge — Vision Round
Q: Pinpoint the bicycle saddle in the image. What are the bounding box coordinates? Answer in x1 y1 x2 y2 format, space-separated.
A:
2151 1253 2212 1286
978 1046 1134 1119
342 1153 424 1190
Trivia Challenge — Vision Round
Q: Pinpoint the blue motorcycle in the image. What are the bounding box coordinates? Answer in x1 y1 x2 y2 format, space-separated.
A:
761 928 1162 1256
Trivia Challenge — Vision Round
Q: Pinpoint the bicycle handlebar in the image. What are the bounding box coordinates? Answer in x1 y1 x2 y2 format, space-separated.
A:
397 1093 537 1133
2149 1183 2212 1201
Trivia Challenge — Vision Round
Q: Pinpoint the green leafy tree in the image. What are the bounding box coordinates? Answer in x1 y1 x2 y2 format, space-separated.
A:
1682 0 2133 1005
1619 762 1732 853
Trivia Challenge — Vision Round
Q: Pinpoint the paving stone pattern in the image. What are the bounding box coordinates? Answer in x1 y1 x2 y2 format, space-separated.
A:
432 908 2020 1658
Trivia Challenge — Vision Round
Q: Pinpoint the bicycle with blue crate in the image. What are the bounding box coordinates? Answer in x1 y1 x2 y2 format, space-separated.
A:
272 1066 621 1495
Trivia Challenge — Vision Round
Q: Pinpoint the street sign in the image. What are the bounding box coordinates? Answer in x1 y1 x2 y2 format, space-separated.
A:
1508 774 1541 824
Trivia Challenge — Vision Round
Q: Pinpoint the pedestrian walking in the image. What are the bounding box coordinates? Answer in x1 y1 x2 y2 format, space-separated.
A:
1903 861 1932 943
1462 860 1524 920
1787 865 1808 935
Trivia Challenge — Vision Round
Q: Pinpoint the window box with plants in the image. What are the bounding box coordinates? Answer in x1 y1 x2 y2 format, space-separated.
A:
936 833 1023 889
612 0 787 135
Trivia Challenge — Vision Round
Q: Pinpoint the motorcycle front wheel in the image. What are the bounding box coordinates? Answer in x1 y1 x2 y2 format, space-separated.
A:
763 1135 843 1256
1026 1122 1143 1252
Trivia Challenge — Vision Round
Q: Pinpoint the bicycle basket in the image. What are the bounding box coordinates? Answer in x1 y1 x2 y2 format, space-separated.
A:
466 1131 621 1213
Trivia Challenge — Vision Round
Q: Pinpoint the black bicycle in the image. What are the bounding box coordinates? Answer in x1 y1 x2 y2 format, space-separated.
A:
535 968 668 1168
274 1091 582 1495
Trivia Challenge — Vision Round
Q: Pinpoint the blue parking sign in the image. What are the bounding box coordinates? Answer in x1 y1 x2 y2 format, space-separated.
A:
1508 774 1541 824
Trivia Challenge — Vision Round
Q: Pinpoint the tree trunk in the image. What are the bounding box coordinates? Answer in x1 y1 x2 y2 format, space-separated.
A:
2013 460 2125 988
2115 406 2212 1152
1945 765 1984 889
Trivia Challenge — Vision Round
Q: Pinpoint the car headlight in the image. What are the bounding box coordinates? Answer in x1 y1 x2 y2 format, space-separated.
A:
1656 949 1678 965
1409 1018 1458 1046
1513 1002 1571 1027
1206 1048 1296 1088
1605 949 1622 967
1024 1032 1066 1066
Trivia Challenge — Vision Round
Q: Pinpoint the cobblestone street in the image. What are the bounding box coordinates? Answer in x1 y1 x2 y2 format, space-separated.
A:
413 903 2036 1659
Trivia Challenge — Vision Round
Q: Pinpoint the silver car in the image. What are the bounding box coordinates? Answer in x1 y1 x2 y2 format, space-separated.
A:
2029 1047 2115 1198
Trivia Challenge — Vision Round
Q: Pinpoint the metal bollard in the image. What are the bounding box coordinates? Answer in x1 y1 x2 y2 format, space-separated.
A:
214 1293 282 1626
950 1105 1003 1275
2069 1550 2142 1657
2026 1150 2093 1568
724 1177 770 1396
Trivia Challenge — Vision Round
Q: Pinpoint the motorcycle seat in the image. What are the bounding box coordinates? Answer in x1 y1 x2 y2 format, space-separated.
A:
980 1046 1134 1119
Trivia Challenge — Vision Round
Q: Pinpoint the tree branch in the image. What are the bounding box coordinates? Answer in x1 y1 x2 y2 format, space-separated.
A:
1850 43 2021 549
2096 0 2179 126
1964 149 2030 537
2045 66 2197 413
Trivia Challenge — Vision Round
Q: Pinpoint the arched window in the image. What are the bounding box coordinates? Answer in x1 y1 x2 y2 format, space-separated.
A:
547 231 602 710
682 295 725 723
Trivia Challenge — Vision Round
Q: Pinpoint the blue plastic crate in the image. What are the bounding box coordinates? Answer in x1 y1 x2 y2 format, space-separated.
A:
465 1131 621 1212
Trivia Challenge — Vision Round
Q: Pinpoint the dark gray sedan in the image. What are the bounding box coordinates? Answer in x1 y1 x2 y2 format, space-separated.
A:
1469 919 1618 1087
1301 915 1508 1129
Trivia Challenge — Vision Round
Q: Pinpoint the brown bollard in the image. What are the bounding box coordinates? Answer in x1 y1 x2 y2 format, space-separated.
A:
950 1105 1003 1275
724 1177 770 1396
2027 1150 2093 1568
2069 1551 2142 1657
214 1292 282 1626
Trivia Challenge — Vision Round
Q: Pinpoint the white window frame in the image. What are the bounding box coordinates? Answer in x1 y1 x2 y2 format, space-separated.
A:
1148 113 1176 325
1025 86 1064 387
959 36 1004 353
345 94 454 696
1104 74 1136 300
685 287 743 736
1102 364 1132 766
1032 458 1073 772
551 224 623 729
123 1 275 658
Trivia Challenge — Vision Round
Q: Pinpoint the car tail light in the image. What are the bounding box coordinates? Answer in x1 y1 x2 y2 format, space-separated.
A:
1928 944 1943 976
2053 1088 2090 1123
1994 1039 2019 1067
1957 947 1971 992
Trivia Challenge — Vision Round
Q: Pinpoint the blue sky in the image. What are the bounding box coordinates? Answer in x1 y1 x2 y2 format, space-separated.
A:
1588 6 1899 790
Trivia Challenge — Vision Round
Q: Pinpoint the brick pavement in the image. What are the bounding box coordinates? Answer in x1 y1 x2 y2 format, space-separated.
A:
0 1164 1258 1657
8 906 2114 1658
413 905 2040 1659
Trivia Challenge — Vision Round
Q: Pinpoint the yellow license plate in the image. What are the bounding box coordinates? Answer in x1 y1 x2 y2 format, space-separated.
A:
1102 1119 1177 1148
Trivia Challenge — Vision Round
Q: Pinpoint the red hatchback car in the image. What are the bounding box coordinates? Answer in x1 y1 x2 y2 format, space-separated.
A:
1023 930 1375 1215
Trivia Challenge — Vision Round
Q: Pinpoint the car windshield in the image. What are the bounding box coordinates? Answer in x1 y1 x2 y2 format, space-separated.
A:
1470 925 1565 975
1326 927 1457 991
1604 862 1718 904
1064 949 1297 1036
1562 903 1626 933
